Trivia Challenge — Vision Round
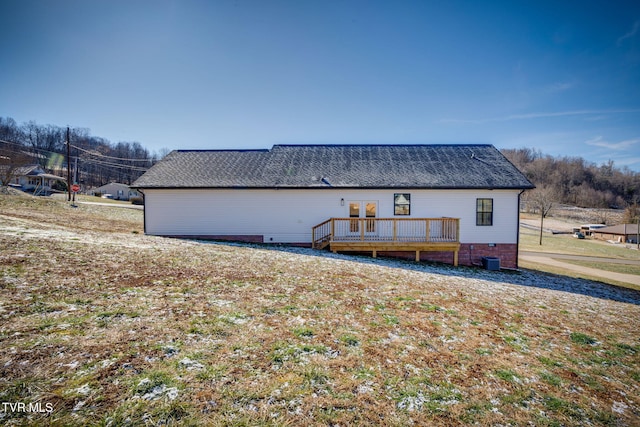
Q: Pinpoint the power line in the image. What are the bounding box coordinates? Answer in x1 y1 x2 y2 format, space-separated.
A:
79 156 150 172
0 139 20 146
71 143 155 162
2 134 152 187
2 139 155 164
2 138 150 176
1 139 66 161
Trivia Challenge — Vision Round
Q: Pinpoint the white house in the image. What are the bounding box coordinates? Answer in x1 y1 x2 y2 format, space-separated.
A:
132 144 534 268
90 182 140 201
1 164 66 196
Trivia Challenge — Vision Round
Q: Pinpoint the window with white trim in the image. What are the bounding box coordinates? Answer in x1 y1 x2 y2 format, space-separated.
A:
476 198 493 226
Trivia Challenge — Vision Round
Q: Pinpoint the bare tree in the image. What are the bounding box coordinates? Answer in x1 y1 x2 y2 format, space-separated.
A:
527 186 558 245
0 117 23 143
627 198 640 249
623 198 640 224
502 147 640 210
156 147 171 160
0 140 31 187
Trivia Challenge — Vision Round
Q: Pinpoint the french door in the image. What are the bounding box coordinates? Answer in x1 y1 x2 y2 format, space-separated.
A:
348 201 377 235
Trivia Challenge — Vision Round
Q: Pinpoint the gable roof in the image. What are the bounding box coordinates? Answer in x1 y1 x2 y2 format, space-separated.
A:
593 224 639 235
2 164 44 176
0 164 64 181
132 144 534 190
93 182 134 191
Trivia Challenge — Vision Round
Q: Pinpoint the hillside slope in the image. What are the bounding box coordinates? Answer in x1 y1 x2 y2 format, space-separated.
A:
0 194 639 426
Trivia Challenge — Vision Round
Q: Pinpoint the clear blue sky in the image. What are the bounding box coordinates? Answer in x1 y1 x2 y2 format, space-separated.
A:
1 0 639 170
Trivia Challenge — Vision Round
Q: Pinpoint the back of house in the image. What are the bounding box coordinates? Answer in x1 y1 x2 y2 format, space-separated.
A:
132 144 534 268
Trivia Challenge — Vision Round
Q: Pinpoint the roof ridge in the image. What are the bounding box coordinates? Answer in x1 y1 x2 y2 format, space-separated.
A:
174 144 495 152
174 149 270 153
272 143 494 148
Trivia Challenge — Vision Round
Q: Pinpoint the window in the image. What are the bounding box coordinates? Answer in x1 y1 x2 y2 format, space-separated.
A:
349 202 360 232
394 193 411 215
349 201 378 232
476 198 493 226
365 202 376 232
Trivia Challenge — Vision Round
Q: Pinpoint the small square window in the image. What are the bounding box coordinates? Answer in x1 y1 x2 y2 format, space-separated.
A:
394 193 411 215
476 198 493 226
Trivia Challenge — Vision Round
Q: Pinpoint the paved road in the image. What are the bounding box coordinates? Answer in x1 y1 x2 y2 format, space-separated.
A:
520 251 640 287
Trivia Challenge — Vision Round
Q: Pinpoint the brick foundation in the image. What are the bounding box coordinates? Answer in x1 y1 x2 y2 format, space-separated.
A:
374 243 518 269
457 243 518 269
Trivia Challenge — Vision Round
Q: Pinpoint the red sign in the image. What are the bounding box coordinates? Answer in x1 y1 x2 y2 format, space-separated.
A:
71 184 80 193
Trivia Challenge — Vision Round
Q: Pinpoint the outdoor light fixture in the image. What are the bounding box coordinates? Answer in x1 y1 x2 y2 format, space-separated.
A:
341 198 344 206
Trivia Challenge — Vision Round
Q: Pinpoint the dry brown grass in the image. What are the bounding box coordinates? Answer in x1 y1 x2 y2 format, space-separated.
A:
1 194 639 426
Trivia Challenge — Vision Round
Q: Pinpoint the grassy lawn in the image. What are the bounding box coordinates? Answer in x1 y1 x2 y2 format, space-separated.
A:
519 221 640 289
519 226 639 260
559 260 640 276
1 195 639 426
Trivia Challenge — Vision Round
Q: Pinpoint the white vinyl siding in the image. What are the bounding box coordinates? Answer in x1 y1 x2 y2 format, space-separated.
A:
143 188 520 244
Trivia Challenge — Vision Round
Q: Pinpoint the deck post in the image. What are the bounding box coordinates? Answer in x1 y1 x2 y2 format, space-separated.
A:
392 219 397 241
453 250 459 266
426 219 430 242
360 219 364 241
331 219 335 242
415 250 420 262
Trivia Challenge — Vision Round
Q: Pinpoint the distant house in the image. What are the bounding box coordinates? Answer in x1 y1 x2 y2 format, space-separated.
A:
132 144 534 268
580 224 607 236
90 183 140 201
592 224 639 244
0 164 66 196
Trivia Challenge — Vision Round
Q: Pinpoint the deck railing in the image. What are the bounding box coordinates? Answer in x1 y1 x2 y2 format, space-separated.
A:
312 217 459 248
311 218 333 249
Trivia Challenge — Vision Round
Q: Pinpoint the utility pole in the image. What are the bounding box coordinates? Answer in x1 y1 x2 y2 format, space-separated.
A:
66 126 71 201
72 156 78 204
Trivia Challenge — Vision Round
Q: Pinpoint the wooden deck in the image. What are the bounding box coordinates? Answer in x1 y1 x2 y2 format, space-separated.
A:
312 218 460 265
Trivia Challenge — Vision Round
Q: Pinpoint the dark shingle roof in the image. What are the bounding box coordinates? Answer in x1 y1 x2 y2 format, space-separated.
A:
132 144 534 190
594 224 639 235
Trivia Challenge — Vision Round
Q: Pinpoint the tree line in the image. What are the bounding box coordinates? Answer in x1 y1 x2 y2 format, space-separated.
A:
2 116 639 214
502 147 640 209
0 116 166 189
